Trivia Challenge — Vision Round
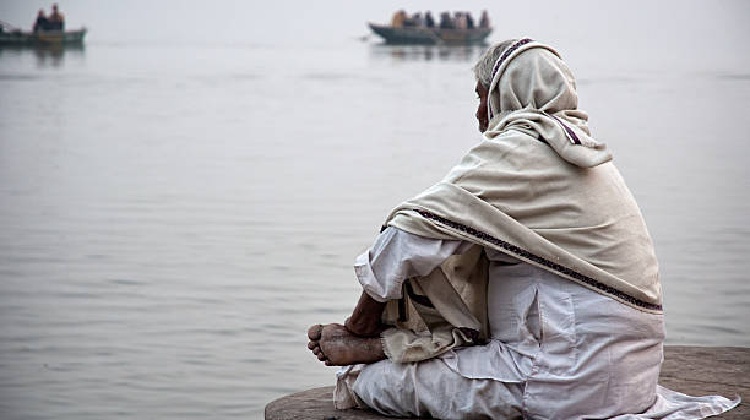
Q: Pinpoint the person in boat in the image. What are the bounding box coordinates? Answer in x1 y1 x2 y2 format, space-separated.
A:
479 10 490 29
46 3 65 31
424 11 435 28
33 9 49 32
454 12 467 30
466 11 475 29
307 38 739 419
402 12 419 28
390 10 406 28
438 11 453 29
410 12 424 28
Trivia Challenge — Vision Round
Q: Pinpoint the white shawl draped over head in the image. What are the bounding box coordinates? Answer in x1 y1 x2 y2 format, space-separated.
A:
385 39 662 320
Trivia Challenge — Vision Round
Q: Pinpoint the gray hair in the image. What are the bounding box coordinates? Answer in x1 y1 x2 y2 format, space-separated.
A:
473 39 517 88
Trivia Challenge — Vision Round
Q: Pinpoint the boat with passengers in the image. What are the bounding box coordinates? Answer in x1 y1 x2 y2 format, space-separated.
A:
0 25 87 47
368 10 492 46
0 4 86 48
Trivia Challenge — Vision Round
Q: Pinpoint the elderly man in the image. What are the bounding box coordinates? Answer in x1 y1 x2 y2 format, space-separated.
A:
308 39 738 419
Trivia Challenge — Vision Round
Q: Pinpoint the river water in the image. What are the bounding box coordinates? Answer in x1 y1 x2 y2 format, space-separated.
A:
0 1 748 419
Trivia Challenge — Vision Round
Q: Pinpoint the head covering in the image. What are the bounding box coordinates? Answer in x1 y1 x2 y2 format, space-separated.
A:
484 38 612 168
381 38 662 318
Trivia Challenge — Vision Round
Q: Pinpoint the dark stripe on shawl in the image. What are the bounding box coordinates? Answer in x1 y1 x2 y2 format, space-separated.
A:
411 208 663 312
490 38 534 84
404 282 435 309
549 114 582 145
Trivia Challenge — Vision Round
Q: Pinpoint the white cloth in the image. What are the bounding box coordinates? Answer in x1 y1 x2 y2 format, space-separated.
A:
337 228 740 419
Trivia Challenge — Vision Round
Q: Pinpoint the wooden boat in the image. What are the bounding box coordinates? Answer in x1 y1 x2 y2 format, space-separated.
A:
368 23 491 46
0 28 87 47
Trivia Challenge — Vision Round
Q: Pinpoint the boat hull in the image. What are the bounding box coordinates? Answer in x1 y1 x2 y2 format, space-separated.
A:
368 23 491 45
0 28 87 47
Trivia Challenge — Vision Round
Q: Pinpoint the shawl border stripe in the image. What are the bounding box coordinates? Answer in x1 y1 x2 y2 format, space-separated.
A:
548 114 582 145
412 208 663 312
490 38 534 88
488 38 534 120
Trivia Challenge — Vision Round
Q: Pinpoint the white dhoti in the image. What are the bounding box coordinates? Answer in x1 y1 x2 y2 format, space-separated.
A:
334 229 739 419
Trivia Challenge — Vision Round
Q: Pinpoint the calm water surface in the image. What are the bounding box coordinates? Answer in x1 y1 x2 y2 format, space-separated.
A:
0 2 749 419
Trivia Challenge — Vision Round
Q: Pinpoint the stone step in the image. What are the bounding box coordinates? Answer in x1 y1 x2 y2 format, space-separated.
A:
265 346 747 419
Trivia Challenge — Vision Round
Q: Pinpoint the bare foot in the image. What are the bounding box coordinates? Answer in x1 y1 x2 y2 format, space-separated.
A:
307 323 386 366
307 324 327 363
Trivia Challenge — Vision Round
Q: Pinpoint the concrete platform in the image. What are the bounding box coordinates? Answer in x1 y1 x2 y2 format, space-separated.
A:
265 346 747 419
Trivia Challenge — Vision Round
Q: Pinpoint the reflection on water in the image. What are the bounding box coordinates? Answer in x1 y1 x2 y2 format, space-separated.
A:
0 44 85 68
368 44 486 62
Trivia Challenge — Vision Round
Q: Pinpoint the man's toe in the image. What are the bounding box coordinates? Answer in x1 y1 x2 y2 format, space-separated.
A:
307 324 323 340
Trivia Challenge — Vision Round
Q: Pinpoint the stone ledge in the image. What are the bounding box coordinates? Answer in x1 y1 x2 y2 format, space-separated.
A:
265 346 748 419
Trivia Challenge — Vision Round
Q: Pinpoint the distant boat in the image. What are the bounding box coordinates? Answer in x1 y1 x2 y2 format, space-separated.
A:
368 23 491 46
0 27 87 47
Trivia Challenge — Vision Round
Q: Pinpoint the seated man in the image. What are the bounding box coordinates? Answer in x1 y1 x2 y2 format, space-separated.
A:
308 39 740 419
47 3 65 31
389 10 406 29
33 9 49 32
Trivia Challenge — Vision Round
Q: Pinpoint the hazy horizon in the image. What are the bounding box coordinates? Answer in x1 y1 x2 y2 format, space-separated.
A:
1 0 748 73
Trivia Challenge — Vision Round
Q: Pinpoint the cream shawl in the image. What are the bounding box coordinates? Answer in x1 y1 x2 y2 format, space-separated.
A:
380 39 662 362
